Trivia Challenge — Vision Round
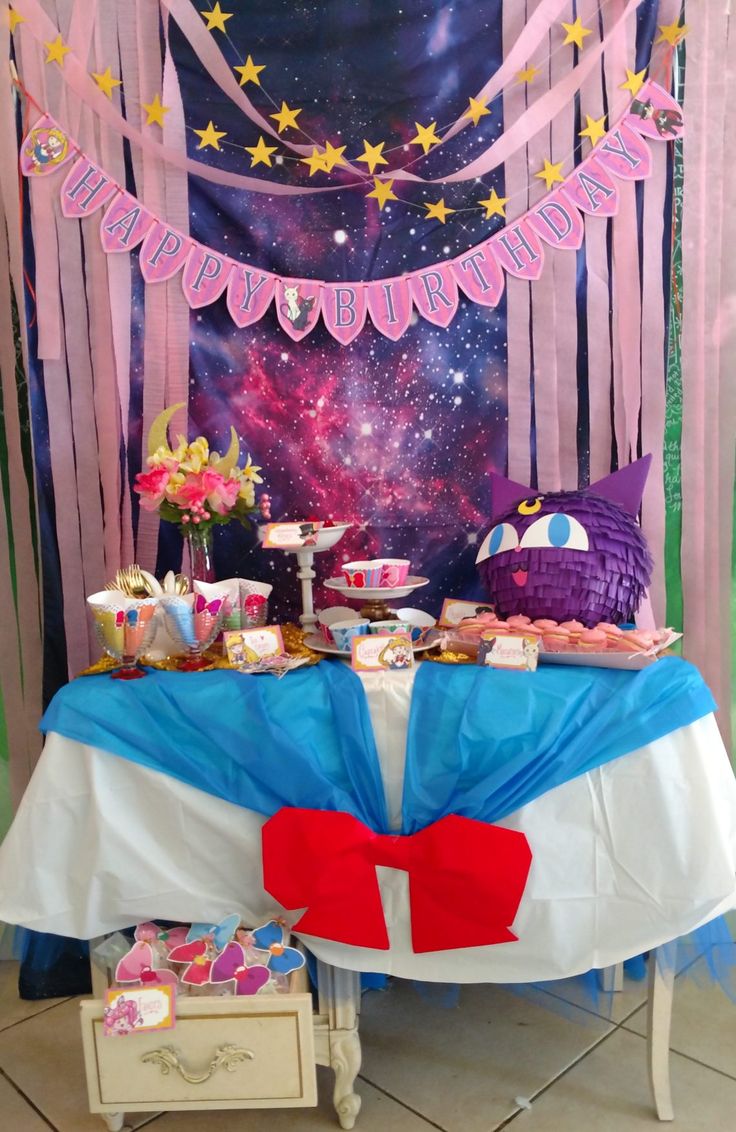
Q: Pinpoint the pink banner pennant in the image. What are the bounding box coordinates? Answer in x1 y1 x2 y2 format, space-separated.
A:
489 220 544 280
227 265 276 328
100 192 155 253
596 122 652 181
624 80 684 141
139 223 191 283
60 157 118 218
20 115 75 177
562 156 619 217
409 264 459 327
451 243 505 307
322 283 367 345
276 278 323 342
366 277 413 340
527 189 585 249
181 243 230 309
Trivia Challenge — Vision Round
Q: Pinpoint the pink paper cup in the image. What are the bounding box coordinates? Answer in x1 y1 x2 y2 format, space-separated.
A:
376 559 411 587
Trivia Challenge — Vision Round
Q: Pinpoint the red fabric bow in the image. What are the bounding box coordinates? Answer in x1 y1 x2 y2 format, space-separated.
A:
262 808 532 954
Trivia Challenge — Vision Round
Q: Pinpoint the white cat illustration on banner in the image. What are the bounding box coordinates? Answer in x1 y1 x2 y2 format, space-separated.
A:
276 278 322 342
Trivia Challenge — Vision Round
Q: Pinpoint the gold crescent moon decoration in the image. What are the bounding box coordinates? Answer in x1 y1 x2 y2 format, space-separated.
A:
147 402 187 459
518 497 543 515
217 425 241 477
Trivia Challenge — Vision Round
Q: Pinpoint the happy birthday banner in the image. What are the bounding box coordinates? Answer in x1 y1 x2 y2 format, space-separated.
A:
20 81 682 346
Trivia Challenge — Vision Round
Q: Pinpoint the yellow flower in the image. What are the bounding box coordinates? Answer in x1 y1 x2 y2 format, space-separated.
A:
241 455 263 484
180 436 210 473
164 471 186 502
238 479 256 507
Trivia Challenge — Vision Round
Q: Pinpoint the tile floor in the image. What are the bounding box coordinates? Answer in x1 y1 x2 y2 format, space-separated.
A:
0 956 734 1132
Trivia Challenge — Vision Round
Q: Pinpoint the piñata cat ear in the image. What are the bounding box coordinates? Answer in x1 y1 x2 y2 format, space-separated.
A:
488 472 537 523
588 454 652 517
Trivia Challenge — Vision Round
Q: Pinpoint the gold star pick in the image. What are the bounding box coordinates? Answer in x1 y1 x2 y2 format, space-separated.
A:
579 113 607 146
193 120 227 150
656 21 689 47
244 135 278 168
321 140 347 172
300 147 328 176
534 158 565 191
142 93 170 127
91 67 122 100
620 68 647 96
356 140 388 174
44 34 70 66
366 177 398 210
561 17 592 49
478 188 508 219
200 3 233 32
516 65 539 84
270 101 302 134
424 198 455 224
410 121 441 155
234 55 265 86
8 8 24 33
464 97 491 126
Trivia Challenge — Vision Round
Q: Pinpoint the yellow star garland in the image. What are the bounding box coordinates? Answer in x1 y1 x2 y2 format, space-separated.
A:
234 55 265 86
464 97 491 126
300 147 328 176
424 198 455 224
92 67 122 100
200 3 233 33
561 17 592 49
620 68 646 96
366 177 398 210
656 21 688 47
8 8 24 33
410 121 441 155
579 113 607 145
270 101 302 133
321 140 347 172
478 188 508 219
516 65 539 84
44 34 70 66
193 121 227 150
245 136 278 168
142 94 170 127
356 140 388 174
534 158 565 191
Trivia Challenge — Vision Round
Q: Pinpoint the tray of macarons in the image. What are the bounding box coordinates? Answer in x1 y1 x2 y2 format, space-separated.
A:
438 612 681 669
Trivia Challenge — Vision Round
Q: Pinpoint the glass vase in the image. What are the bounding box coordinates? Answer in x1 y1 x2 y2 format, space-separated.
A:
184 525 215 584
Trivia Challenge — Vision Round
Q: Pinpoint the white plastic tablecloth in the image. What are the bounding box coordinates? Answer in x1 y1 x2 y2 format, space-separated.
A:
0 668 735 982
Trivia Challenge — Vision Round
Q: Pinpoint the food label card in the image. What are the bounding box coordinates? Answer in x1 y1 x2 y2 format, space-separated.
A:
224 626 285 666
477 633 539 672
103 985 175 1037
262 522 324 548
438 598 496 627
351 632 414 672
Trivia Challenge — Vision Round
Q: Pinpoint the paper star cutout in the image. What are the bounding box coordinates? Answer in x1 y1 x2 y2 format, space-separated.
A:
92 67 122 100
656 21 688 47
193 121 227 150
142 94 170 127
410 121 441 155
478 188 508 219
620 68 647 96
366 177 398 210
579 113 607 146
424 198 455 224
321 140 347 172
534 158 565 191
516 65 539 84
200 3 233 32
356 140 388 174
44 35 70 66
8 8 24 33
464 97 491 126
270 101 302 134
561 17 592 49
300 147 328 176
234 55 265 86
245 136 277 168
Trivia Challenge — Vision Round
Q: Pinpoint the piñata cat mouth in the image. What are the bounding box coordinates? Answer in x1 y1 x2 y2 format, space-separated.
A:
511 565 528 587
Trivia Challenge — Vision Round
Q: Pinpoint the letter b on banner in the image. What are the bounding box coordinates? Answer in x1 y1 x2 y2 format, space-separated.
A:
322 283 367 344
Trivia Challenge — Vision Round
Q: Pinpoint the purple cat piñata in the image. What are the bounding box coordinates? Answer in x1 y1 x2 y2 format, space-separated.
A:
476 457 653 626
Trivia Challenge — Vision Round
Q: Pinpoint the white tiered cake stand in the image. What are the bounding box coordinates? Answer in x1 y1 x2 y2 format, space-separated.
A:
263 524 352 634
323 575 430 622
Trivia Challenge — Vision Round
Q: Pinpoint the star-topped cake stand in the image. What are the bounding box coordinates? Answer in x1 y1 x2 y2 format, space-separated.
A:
323 575 430 622
262 522 352 634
